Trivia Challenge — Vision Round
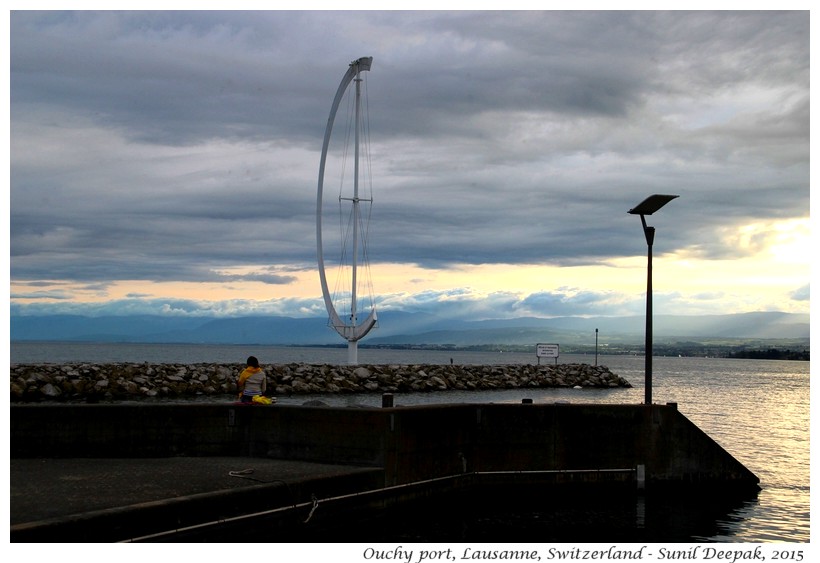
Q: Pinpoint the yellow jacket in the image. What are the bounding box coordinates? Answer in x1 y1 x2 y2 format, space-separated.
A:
238 366 266 396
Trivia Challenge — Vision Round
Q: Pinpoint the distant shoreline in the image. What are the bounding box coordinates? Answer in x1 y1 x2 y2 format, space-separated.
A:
10 339 810 361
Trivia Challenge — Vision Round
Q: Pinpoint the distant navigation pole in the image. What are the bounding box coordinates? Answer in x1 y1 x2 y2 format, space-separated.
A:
316 57 378 365
628 194 679 405
595 328 599 366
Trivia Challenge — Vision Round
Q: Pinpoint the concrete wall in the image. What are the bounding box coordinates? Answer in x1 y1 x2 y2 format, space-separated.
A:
10 402 759 491
11 404 247 457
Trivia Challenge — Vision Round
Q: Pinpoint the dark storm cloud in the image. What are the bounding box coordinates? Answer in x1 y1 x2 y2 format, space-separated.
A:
9 10 809 290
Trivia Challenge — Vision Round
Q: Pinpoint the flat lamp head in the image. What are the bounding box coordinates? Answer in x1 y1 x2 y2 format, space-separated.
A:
628 194 679 216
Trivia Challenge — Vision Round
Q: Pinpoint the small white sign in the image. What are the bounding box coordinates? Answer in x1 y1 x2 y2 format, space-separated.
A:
536 343 559 358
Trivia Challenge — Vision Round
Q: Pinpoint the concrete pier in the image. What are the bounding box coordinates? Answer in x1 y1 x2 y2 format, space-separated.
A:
10 401 759 542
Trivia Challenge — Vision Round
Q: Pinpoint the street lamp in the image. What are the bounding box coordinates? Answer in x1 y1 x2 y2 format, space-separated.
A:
628 194 679 405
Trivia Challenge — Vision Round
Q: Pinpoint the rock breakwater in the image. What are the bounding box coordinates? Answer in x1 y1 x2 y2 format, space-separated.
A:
10 362 631 402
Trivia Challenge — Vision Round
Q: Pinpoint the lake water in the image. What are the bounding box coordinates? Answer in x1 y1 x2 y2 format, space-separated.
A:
9 341 811 544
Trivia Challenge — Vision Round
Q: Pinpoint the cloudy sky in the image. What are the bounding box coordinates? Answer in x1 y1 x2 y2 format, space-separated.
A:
8 9 811 323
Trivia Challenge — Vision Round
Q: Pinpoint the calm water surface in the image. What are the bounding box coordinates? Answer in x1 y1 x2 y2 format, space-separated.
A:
10 342 811 543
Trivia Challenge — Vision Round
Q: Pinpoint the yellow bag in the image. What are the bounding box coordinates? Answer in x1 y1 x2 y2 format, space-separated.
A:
252 395 273 405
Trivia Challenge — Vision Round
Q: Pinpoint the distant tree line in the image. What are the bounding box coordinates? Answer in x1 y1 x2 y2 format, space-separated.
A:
725 349 810 361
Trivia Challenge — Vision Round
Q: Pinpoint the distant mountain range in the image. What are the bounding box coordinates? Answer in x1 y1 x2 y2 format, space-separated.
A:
9 311 810 349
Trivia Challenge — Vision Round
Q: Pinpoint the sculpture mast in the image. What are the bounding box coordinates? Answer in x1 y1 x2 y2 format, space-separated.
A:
316 57 377 364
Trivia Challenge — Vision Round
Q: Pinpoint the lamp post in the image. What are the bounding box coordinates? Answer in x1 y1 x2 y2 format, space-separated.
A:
595 328 598 366
628 194 678 405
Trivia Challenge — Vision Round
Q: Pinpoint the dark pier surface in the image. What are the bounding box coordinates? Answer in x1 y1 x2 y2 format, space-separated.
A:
10 401 760 542
10 457 378 524
11 457 382 542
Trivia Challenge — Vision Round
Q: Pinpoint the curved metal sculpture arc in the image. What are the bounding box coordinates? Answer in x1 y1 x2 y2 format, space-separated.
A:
316 57 377 350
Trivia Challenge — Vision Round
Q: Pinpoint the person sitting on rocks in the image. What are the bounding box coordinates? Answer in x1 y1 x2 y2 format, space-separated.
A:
237 356 272 404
